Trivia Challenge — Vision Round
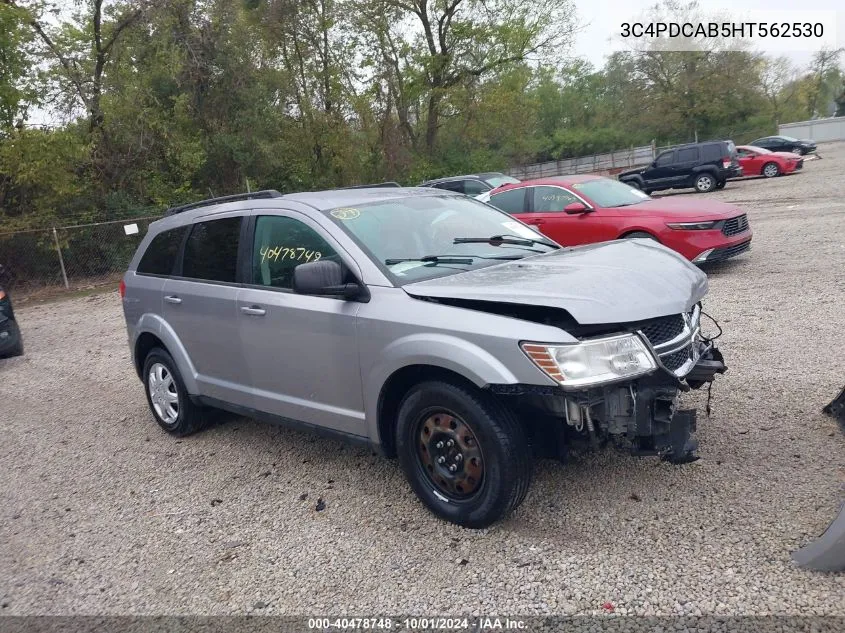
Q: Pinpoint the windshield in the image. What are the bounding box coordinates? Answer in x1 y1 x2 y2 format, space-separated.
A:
570 178 651 208
484 175 520 188
323 195 556 284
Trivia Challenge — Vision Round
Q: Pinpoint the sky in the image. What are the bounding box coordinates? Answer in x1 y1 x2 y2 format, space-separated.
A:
572 0 843 71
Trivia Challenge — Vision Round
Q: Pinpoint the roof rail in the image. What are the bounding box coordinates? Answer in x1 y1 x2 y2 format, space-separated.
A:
336 182 402 189
165 190 283 216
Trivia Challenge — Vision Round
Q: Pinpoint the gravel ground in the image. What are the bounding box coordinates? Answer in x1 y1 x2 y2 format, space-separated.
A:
1 143 844 617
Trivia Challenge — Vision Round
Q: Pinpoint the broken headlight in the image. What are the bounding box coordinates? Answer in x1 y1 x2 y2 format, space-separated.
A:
522 334 657 388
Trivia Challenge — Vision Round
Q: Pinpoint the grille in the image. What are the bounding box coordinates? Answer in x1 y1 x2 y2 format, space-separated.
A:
640 315 685 347
708 239 751 262
661 347 692 372
722 214 749 236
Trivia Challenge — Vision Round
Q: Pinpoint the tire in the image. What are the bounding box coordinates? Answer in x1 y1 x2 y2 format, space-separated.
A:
694 173 716 193
142 347 207 436
762 162 780 178
715 180 726 190
792 146 804 155
395 380 531 528
623 231 658 241
0 321 24 357
626 180 643 190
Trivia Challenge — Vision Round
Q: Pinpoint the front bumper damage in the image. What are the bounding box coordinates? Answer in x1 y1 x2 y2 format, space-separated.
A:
493 341 727 464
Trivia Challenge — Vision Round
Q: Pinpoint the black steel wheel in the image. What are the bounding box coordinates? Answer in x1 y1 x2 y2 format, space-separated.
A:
396 380 531 528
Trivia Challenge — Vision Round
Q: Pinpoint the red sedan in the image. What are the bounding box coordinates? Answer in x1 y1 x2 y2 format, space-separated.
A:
736 145 803 178
481 175 752 264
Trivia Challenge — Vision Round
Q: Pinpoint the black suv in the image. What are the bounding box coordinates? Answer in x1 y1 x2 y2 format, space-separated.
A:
748 135 817 155
419 172 520 196
618 141 742 194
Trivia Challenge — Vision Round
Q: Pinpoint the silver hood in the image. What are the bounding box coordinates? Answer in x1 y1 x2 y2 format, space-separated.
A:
403 239 708 324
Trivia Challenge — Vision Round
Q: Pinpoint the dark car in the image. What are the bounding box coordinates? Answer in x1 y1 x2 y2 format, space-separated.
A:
0 280 24 358
748 135 817 156
419 172 520 196
618 140 742 194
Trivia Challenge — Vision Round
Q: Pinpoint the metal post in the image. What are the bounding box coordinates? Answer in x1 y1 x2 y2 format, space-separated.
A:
52 227 69 289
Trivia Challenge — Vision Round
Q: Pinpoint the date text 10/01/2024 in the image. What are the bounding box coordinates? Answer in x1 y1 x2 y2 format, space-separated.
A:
307 618 527 630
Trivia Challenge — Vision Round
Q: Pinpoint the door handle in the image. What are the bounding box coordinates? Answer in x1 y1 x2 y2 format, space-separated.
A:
525 218 545 225
164 295 182 305
240 306 266 316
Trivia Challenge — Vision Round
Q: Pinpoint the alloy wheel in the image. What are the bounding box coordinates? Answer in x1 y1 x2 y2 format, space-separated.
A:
696 175 713 192
763 163 779 178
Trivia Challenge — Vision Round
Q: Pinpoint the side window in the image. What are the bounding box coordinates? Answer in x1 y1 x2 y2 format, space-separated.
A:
433 181 465 193
181 217 242 283
699 144 719 160
252 216 338 290
677 147 699 162
655 151 674 167
532 186 579 212
487 188 528 215
463 180 489 196
137 227 187 276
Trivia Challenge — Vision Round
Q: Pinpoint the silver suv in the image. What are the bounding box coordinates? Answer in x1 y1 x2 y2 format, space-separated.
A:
121 188 726 527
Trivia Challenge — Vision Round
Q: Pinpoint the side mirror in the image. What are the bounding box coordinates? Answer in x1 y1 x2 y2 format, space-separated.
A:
293 260 368 301
564 202 590 214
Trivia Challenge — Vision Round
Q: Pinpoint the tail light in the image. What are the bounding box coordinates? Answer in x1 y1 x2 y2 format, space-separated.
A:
119 279 126 299
722 157 732 168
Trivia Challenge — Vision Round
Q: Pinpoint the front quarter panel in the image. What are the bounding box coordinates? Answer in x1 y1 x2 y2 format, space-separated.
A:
358 286 573 443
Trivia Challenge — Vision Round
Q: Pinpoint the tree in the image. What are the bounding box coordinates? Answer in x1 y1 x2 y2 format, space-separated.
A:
0 2 35 129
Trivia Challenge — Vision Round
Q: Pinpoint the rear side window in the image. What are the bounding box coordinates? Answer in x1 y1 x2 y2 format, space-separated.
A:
433 181 465 193
463 180 489 195
700 144 722 160
137 227 186 276
655 151 674 167
677 147 699 162
488 188 527 215
181 217 242 283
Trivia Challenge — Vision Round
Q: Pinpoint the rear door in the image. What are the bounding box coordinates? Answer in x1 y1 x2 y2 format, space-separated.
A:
487 186 530 218
236 212 365 436
671 146 700 186
162 215 252 407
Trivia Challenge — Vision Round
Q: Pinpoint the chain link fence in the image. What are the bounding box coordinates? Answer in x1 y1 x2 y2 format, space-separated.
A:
0 216 161 298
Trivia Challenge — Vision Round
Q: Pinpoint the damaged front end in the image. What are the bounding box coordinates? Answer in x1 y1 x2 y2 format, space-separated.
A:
494 304 726 464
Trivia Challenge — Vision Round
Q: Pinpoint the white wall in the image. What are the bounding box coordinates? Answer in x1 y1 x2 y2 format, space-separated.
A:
779 117 845 143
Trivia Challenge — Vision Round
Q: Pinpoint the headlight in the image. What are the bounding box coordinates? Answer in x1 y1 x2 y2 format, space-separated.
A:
522 334 657 388
666 221 719 230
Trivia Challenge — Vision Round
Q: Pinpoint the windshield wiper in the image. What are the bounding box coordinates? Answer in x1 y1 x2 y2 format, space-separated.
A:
385 255 474 265
453 234 558 250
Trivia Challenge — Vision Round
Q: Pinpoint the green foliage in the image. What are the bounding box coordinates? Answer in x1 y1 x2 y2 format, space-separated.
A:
0 0 842 234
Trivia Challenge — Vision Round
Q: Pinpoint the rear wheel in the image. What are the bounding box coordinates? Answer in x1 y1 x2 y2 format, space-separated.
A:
715 180 726 190
396 380 531 528
694 173 716 193
142 347 208 436
762 162 780 178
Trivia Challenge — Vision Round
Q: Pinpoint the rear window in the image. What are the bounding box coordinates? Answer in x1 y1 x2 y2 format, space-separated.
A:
137 227 187 276
181 217 242 283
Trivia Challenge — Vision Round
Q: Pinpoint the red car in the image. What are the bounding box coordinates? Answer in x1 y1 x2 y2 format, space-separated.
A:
481 175 752 264
736 145 803 178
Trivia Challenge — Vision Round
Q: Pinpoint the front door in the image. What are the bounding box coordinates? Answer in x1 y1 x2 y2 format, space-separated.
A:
237 212 366 436
162 215 252 407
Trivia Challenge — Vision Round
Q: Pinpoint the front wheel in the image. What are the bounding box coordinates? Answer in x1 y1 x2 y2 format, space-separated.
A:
792 146 804 155
694 173 716 193
396 380 532 528
762 162 780 178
